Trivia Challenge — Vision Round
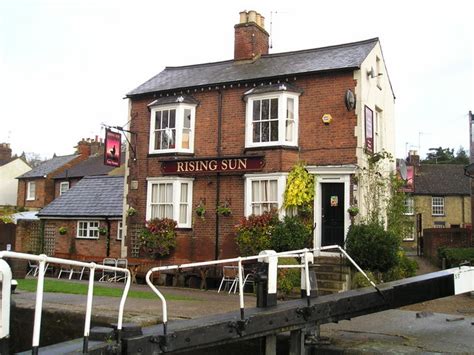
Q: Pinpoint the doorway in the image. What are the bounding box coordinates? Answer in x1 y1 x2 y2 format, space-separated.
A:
321 183 345 247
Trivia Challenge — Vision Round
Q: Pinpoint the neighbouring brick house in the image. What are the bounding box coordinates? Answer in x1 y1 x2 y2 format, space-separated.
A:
403 154 471 249
16 138 103 210
36 176 123 258
123 10 395 264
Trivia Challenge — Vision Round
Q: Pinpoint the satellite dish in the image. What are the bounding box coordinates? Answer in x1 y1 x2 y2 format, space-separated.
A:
399 159 408 180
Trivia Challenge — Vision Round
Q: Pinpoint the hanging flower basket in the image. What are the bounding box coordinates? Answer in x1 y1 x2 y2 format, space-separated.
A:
58 226 68 235
195 202 206 220
99 227 108 236
347 206 359 217
127 207 137 217
216 202 232 216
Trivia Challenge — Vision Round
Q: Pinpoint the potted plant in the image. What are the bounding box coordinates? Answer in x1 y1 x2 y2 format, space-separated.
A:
58 226 68 235
347 205 359 217
99 226 108 236
195 202 206 220
216 202 232 216
127 207 137 217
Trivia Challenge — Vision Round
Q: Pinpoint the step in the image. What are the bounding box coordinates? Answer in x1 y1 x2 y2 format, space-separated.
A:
314 271 350 282
316 279 348 291
313 264 351 274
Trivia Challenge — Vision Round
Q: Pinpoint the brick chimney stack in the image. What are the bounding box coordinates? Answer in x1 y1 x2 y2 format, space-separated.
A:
76 137 104 157
0 143 12 162
234 10 269 61
407 150 420 166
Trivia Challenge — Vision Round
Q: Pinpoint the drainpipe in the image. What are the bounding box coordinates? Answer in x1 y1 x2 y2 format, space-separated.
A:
105 218 111 257
215 89 223 260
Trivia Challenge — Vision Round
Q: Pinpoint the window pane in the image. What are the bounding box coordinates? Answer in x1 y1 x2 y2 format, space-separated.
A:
269 180 277 200
155 111 162 129
270 98 278 119
180 183 188 203
151 205 158 219
166 183 173 202
253 122 261 142
285 120 293 141
287 98 294 119
252 181 259 202
165 205 173 218
169 109 176 128
262 99 269 119
182 130 190 149
253 100 261 121
183 109 191 128
151 184 158 203
162 110 169 128
262 121 269 142
158 184 166 202
270 121 278 141
179 204 187 224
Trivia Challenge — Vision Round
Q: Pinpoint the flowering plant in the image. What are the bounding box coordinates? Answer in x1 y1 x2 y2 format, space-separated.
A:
216 202 232 216
99 226 108 235
58 226 68 235
347 205 360 216
139 218 177 258
127 207 137 216
195 202 206 219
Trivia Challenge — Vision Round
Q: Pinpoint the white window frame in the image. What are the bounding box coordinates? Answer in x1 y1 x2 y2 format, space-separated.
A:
244 173 287 217
245 92 299 148
402 223 415 241
146 177 194 228
404 196 414 215
117 221 123 240
76 221 100 239
149 103 196 154
26 181 36 201
432 196 445 216
59 181 70 196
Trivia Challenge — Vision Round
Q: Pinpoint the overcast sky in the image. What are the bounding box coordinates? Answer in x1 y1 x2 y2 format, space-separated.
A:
1 0 472 160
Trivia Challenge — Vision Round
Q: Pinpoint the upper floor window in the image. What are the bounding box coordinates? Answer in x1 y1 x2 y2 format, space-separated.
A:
244 173 286 217
244 84 301 148
148 96 197 154
432 196 445 216
146 177 193 228
27 181 36 201
404 196 414 215
59 181 70 196
77 221 99 239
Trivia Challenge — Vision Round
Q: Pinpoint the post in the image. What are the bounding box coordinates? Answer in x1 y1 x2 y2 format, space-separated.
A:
256 250 277 308
264 334 277 355
289 329 304 355
0 259 12 354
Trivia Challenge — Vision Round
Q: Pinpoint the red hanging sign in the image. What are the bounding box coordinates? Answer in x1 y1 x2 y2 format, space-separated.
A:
104 129 121 167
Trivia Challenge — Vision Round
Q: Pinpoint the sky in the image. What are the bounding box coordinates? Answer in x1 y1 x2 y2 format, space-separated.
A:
1 0 473 160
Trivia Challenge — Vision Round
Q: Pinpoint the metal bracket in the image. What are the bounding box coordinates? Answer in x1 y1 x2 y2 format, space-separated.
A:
228 319 250 336
151 333 176 352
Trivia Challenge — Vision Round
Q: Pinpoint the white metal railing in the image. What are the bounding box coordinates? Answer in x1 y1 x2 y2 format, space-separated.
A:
0 251 131 354
0 259 12 340
146 245 373 335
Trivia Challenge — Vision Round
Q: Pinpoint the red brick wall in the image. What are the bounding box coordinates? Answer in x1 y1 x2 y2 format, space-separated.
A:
423 228 472 265
54 178 81 199
127 71 358 263
44 219 122 258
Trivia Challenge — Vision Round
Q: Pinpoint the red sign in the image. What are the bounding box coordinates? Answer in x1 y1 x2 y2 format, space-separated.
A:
104 129 121 167
161 156 265 175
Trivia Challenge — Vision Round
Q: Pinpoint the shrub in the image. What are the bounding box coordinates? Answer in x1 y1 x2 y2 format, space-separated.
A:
351 271 377 288
345 223 400 273
277 257 301 296
139 218 177 257
271 216 312 252
383 250 418 282
235 210 279 256
438 247 474 268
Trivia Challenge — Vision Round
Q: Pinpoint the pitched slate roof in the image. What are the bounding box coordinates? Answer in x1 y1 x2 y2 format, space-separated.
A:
127 38 379 97
38 176 123 218
17 154 79 179
414 164 470 195
52 154 125 179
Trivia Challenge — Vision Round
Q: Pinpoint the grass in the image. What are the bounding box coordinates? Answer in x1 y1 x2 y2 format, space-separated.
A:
16 279 198 301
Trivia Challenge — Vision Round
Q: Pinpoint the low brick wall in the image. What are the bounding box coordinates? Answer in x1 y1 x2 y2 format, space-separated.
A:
423 228 472 265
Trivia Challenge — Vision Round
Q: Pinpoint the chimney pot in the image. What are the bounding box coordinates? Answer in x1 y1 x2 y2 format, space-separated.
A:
248 10 257 23
239 11 247 24
256 13 262 27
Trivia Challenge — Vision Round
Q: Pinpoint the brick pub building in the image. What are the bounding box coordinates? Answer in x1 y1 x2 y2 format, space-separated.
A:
123 11 395 264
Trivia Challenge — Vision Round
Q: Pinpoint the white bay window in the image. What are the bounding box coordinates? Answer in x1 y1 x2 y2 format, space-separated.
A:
148 96 197 154
146 177 193 228
245 85 300 148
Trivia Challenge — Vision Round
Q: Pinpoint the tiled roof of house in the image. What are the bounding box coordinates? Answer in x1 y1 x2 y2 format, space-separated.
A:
17 154 79 179
127 38 379 97
52 154 125 179
37 175 123 218
414 164 470 195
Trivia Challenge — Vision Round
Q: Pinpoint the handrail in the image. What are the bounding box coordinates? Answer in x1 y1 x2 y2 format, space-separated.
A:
0 251 131 354
146 245 377 335
0 259 12 340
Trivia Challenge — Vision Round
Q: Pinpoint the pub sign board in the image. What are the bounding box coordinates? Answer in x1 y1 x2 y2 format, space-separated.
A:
104 129 122 167
161 156 265 175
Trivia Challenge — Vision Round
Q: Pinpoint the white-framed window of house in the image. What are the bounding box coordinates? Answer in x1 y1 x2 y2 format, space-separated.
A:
77 221 100 239
404 196 414 215
374 107 383 153
403 223 415 241
149 103 196 154
26 181 36 201
244 173 287 217
245 92 300 148
59 181 70 196
117 221 123 240
146 177 193 228
434 221 446 228
432 196 445 216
